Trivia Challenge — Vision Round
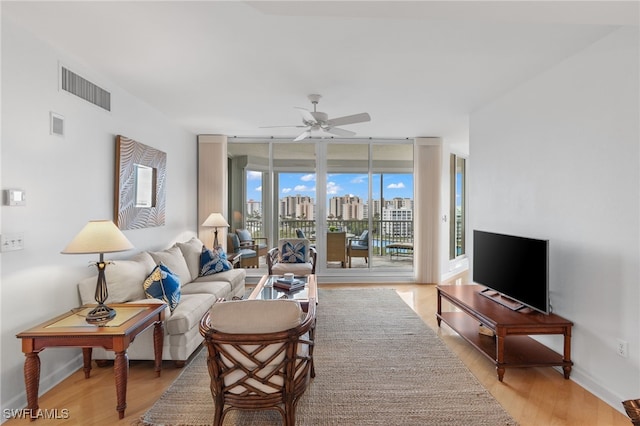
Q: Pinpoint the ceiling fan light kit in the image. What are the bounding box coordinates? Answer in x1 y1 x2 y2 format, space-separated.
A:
263 94 371 141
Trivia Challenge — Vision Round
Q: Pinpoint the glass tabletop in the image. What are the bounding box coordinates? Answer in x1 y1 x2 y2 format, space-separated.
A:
254 275 311 301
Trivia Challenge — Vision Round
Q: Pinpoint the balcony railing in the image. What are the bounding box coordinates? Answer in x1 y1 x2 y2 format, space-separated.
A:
245 219 413 256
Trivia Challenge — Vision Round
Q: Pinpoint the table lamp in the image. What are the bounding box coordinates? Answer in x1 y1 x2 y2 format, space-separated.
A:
202 213 229 247
62 220 134 325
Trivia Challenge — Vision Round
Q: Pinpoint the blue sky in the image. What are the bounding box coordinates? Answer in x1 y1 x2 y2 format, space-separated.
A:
246 172 413 202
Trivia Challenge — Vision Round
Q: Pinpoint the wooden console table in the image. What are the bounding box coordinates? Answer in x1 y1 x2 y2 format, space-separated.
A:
436 284 572 381
16 302 165 420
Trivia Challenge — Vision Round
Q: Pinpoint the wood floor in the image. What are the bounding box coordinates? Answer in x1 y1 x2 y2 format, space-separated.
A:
5 283 630 426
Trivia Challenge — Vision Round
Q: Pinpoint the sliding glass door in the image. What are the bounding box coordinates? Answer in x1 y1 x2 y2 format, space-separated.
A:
227 138 414 277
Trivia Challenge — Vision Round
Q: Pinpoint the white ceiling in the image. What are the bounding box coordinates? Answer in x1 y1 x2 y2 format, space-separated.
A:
3 1 638 147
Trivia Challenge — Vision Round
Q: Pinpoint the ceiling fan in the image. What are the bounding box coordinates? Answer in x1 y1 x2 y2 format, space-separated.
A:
262 94 371 141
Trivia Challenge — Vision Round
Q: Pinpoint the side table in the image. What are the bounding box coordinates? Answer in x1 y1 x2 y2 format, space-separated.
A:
16 302 165 420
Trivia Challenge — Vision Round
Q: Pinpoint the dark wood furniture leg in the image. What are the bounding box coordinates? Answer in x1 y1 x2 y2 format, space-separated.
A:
82 348 92 379
24 351 41 421
563 328 572 379
436 290 442 326
153 320 163 376
496 332 506 381
114 351 129 419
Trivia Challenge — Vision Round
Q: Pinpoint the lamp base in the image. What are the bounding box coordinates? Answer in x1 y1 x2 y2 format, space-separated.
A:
86 303 116 326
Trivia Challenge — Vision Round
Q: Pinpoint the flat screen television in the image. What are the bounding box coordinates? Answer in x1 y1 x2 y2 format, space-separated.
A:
473 230 549 314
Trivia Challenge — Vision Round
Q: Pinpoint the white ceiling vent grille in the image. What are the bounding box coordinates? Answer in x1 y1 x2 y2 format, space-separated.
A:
60 66 111 111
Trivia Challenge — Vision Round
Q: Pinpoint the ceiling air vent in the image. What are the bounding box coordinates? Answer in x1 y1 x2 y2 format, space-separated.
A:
60 66 111 112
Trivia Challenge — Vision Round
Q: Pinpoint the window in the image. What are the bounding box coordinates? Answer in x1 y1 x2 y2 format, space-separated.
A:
450 154 466 259
228 139 414 274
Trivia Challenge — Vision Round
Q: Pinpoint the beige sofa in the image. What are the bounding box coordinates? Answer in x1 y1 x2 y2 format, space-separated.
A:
77 237 245 366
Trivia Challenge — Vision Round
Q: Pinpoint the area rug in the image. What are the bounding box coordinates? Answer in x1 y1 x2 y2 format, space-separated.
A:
136 289 517 425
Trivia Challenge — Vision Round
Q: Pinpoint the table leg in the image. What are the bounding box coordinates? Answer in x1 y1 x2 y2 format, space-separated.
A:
153 320 164 377
563 327 572 379
496 333 505 382
436 291 442 327
113 351 129 419
24 352 41 421
82 348 92 379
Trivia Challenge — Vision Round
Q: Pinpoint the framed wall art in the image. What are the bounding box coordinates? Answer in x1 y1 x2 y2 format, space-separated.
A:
114 135 166 229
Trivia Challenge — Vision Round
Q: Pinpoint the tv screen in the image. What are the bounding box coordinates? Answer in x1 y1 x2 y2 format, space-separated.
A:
473 230 549 314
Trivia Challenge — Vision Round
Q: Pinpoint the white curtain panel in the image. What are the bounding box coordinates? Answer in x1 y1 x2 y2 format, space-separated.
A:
414 138 442 284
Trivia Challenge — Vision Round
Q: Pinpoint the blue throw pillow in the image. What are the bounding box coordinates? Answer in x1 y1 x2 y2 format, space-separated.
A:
143 264 181 312
200 246 232 276
281 241 307 263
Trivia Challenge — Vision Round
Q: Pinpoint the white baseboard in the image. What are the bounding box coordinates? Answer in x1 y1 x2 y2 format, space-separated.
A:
554 365 627 416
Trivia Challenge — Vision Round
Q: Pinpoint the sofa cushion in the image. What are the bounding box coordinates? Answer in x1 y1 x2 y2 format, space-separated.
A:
166 293 216 335
180 279 231 299
210 299 302 334
77 252 155 305
200 246 232 276
193 268 245 295
271 262 313 277
143 264 181 312
175 237 204 282
280 239 309 263
148 246 192 286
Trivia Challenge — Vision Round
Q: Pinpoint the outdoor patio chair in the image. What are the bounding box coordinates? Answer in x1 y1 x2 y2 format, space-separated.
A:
267 238 317 276
199 298 316 426
235 229 268 258
227 234 259 268
347 230 369 268
326 231 347 268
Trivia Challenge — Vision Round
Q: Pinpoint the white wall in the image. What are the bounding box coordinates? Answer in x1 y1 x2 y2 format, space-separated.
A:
0 18 197 414
470 26 639 410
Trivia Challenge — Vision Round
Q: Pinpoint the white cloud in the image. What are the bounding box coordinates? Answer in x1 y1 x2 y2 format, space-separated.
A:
294 185 311 192
256 186 262 192
350 175 367 184
247 171 262 180
387 182 406 189
326 181 341 195
282 188 292 194
301 174 316 182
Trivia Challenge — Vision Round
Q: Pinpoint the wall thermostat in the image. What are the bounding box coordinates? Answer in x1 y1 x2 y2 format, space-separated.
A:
4 189 26 206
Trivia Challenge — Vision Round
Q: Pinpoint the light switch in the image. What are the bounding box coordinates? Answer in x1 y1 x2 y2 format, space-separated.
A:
4 189 26 206
1 233 24 251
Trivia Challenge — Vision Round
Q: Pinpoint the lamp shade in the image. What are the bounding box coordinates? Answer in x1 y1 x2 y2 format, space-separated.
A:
202 213 229 228
62 220 134 254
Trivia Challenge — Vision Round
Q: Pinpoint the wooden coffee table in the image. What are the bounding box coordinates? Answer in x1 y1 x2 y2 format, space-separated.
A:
248 274 317 311
16 302 165 420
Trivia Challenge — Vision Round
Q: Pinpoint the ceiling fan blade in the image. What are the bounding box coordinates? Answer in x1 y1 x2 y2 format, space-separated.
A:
325 127 356 137
325 112 371 127
294 130 311 142
259 125 306 129
294 107 318 124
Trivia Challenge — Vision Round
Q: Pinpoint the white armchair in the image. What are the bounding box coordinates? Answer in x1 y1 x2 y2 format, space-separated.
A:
267 238 317 276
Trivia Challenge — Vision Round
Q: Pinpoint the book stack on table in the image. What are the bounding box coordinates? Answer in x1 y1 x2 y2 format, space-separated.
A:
273 277 306 292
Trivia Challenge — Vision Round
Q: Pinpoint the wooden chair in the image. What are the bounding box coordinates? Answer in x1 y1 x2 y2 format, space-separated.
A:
227 234 259 268
326 231 347 268
235 229 268 258
267 238 317 276
347 230 369 268
199 299 316 426
623 399 640 426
